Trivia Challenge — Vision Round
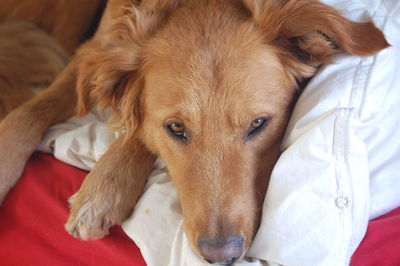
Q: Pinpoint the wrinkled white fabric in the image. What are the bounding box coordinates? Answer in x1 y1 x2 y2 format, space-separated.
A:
38 108 116 171
38 1 400 265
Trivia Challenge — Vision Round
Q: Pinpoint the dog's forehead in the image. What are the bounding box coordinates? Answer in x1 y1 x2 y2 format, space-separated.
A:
143 0 265 69
143 45 289 126
141 1 292 126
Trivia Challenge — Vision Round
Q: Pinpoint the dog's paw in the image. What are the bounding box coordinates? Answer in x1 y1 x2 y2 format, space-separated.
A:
65 193 116 240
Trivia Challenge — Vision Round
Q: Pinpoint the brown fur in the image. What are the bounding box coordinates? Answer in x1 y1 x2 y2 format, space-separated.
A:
0 0 106 119
0 0 107 54
0 0 105 201
0 0 389 264
0 21 68 120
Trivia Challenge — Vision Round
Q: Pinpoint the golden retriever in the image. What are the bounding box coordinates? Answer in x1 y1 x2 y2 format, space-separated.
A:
0 0 389 264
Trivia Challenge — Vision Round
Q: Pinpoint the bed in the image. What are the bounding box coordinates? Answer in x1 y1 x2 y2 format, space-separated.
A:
0 153 146 266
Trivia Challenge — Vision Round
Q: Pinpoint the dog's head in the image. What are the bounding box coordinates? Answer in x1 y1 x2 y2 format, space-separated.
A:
77 0 388 264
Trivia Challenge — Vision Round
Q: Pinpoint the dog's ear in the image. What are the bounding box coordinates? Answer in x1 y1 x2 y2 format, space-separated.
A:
242 0 390 80
76 0 178 135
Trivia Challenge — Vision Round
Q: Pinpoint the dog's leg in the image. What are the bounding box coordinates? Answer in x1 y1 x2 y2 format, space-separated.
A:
65 136 156 240
0 57 79 203
0 87 35 120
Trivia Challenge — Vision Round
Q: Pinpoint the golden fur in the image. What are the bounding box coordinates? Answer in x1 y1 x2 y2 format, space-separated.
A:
0 21 67 120
0 0 389 264
0 0 106 53
0 0 104 201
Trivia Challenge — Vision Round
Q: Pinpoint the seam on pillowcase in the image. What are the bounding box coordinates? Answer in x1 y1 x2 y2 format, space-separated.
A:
340 6 389 265
349 57 372 117
350 13 387 122
341 56 368 266
337 36 372 266
332 108 355 266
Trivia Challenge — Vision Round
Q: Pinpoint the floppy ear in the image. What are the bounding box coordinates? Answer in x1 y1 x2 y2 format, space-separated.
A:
242 0 389 79
76 0 179 135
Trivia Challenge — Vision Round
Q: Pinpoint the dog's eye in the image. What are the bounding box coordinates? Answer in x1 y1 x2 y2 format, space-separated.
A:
251 118 265 128
166 122 189 142
246 117 270 139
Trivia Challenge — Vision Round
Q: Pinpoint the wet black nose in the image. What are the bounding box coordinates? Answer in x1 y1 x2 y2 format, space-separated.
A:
197 236 244 265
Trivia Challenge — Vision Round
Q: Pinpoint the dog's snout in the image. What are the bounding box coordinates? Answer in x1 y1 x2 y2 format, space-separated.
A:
197 236 244 265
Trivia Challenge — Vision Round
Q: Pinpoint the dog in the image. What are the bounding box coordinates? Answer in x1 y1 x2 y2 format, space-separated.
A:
0 0 389 265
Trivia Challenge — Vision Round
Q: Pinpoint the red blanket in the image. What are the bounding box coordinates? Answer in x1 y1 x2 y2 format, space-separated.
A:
0 153 145 266
351 208 400 266
0 153 398 265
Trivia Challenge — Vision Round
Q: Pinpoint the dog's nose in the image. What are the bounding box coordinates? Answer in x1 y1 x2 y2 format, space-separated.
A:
197 236 244 265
